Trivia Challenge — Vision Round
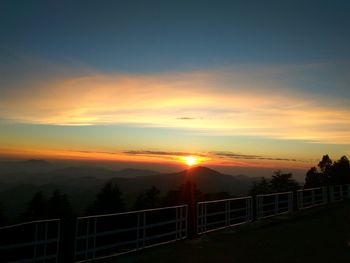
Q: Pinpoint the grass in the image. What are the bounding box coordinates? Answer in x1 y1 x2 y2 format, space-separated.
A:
105 202 350 263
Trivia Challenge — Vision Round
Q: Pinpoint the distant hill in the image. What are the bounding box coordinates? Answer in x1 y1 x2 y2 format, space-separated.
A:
112 166 258 196
116 168 159 178
0 159 54 175
0 161 159 186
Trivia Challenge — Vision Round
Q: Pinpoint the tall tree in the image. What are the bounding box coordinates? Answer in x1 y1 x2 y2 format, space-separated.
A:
330 156 350 185
318 155 333 175
134 186 161 210
21 192 48 221
250 171 299 195
47 190 73 220
86 182 125 215
304 167 327 188
249 177 273 195
270 171 299 192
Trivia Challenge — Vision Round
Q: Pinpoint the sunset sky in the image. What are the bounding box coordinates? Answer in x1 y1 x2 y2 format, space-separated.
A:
1 1 350 177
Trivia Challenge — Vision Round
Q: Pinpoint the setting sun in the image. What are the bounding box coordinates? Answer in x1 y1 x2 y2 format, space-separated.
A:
183 156 198 166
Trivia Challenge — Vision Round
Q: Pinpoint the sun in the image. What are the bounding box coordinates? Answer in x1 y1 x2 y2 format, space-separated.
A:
183 156 198 167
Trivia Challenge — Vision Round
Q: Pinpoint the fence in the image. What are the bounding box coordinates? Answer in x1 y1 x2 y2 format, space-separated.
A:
74 205 187 262
3 184 350 262
0 219 60 263
197 197 252 234
297 187 327 209
330 184 350 202
256 191 293 219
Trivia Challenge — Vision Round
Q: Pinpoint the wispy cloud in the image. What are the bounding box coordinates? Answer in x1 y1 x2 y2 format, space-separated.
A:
212 151 297 162
123 149 299 163
176 117 197 120
124 150 196 156
1 63 350 144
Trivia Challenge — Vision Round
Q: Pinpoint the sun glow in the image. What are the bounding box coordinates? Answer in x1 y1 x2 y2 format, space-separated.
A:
183 156 198 166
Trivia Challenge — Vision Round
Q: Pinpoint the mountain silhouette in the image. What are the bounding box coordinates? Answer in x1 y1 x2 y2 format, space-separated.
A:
112 166 258 196
0 159 53 175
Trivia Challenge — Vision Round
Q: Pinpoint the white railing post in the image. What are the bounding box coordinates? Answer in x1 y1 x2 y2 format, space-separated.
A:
204 203 207 233
297 190 302 210
43 221 48 260
85 218 90 259
92 217 97 259
33 222 38 261
56 220 60 263
142 211 146 248
136 212 140 249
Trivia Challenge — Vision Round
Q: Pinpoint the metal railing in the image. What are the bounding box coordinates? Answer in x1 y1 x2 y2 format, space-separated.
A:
256 191 293 219
330 184 350 202
0 219 60 263
297 187 327 209
197 196 252 234
74 205 187 262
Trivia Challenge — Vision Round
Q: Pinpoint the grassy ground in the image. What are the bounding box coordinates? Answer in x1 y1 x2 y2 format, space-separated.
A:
105 202 350 263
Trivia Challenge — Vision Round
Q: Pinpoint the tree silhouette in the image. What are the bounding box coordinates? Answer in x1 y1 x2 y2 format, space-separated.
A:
250 171 299 195
86 182 125 215
249 177 273 195
318 155 333 176
162 189 181 206
329 156 350 185
304 167 327 188
304 155 350 187
47 190 73 220
270 171 299 192
134 186 161 210
21 191 48 221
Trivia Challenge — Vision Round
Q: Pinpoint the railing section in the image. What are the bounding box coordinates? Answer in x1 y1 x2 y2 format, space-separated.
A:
256 192 293 219
297 187 327 209
0 219 60 263
329 184 350 202
197 197 252 234
74 205 187 262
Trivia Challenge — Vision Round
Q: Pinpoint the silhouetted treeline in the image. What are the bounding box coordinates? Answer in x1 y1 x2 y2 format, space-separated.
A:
20 190 73 222
305 155 350 188
249 170 300 195
85 182 125 215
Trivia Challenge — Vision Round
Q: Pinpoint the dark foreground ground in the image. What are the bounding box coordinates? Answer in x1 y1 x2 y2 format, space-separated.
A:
105 202 350 263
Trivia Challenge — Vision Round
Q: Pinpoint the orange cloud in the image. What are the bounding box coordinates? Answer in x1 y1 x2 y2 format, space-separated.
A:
1 67 350 144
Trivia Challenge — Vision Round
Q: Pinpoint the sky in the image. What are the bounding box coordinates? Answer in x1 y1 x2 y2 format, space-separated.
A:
1 0 350 178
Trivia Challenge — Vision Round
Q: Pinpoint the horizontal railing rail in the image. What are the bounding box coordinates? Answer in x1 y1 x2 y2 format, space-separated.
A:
297 187 327 209
0 219 60 263
74 205 187 262
256 191 293 219
197 196 252 234
329 184 350 202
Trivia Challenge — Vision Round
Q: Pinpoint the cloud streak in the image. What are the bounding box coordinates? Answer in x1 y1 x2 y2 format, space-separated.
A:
1 64 350 144
212 151 297 162
124 149 299 163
